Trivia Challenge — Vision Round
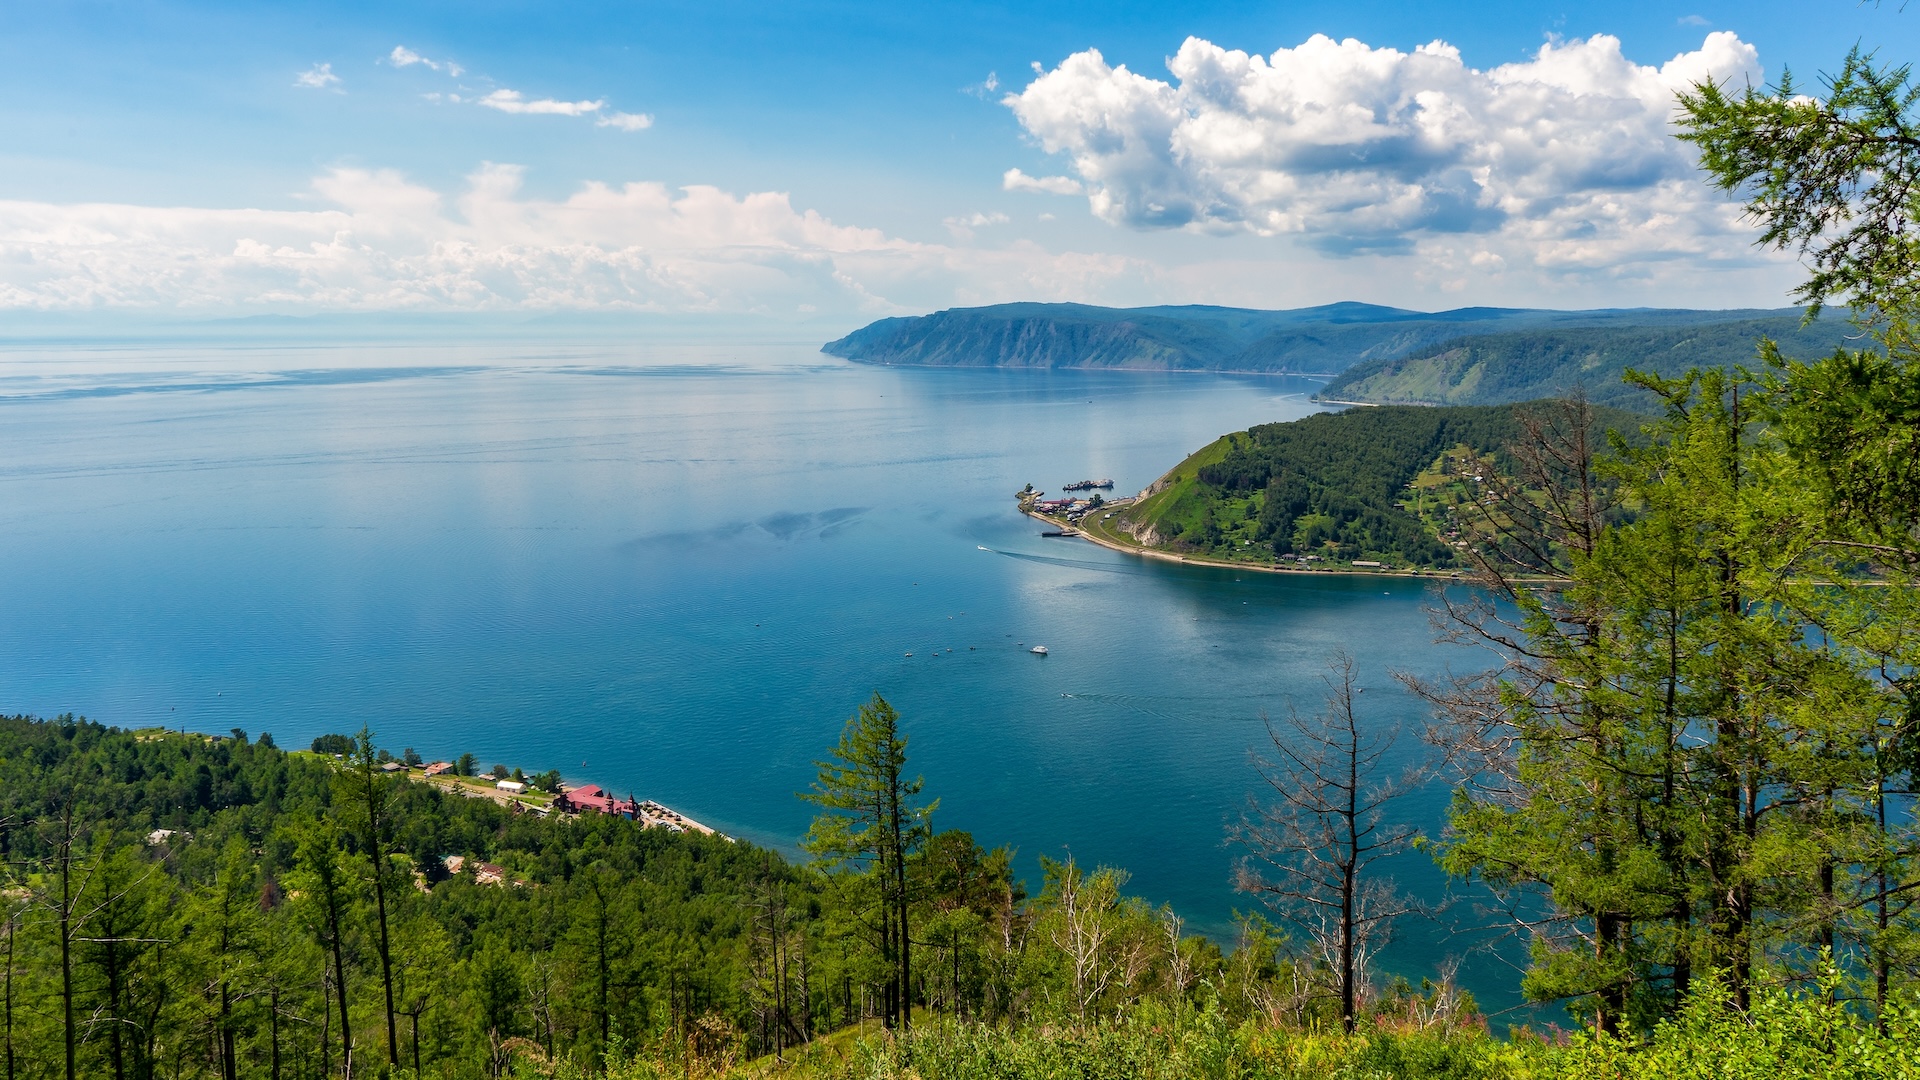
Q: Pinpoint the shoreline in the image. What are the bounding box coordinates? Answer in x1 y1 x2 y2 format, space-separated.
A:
833 356 1343 379
1020 503 1461 581
1029 503 1577 586
412 767 727 839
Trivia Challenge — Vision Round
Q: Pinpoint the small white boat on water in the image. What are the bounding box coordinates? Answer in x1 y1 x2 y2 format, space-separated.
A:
1030 645 1049 655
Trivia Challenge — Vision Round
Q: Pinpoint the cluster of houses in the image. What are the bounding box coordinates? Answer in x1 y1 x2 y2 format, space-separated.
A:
404 757 729 839
1031 496 1101 522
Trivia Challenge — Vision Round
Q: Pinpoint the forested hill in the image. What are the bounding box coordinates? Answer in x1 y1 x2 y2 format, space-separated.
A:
1317 313 1857 409
821 302 1804 375
1112 401 1640 570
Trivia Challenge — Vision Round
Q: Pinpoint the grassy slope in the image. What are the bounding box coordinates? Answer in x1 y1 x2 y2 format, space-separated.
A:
1119 432 1242 544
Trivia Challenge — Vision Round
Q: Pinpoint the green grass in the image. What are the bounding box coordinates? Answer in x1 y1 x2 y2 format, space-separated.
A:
522 984 1920 1080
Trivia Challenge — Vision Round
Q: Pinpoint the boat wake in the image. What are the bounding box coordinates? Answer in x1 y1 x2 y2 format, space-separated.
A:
973 545 1149 576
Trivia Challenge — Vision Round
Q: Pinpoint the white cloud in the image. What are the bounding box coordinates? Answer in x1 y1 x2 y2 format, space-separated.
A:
963 71 1001 98
389 49 646 131
389 45 463 76
295 63 341 91
596 111 654 132
1679 15 1711 26
943 211 1011 239
0 166 1156 316
1004 32 1767 277
478 89 605 116
1003 168 1083 195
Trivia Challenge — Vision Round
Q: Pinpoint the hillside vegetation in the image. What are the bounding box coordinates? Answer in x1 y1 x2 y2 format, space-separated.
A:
1111 402 1640 570
821 301 1805 375
1318 314 1856 408
6 714 1914 1080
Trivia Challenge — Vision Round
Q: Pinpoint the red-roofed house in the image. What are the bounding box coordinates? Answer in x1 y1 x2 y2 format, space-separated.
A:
554 783 640 818
424 761 454 777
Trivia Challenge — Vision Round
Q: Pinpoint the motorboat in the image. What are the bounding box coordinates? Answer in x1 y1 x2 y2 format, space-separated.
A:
1030 645 1049 655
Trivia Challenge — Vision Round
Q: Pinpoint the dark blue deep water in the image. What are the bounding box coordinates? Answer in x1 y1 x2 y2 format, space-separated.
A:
0 342 1517 1011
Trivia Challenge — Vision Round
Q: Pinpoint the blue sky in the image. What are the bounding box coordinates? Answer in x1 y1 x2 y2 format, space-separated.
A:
2 1 1915 323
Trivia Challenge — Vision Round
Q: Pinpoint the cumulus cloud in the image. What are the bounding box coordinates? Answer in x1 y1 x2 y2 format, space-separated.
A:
478 89 604 116
0 166 1155 316
596 111 654 132
389 45 463 76
1003 168 1083 195
1005 32 1765 274
295 63 341 90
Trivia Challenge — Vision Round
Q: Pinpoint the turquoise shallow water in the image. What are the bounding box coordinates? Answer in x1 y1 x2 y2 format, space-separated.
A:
0 341 1517 1012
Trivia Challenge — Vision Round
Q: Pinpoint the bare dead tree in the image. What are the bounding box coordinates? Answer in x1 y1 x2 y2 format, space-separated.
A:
1405 395 1629 817
1235 651 1435 1032
1044 856 1125 1025
1461 393 1618 587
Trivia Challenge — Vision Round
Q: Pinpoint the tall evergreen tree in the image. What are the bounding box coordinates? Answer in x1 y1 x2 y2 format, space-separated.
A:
291 818 356 1076
339 727 403 1070
802 693 935 1031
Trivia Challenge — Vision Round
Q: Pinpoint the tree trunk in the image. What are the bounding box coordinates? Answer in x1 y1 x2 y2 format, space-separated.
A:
5 911 15 1080
595 883 611 1057
1340 698 1359 1034
358 750 402 1069
58 807 76 1080
326 893 353 1075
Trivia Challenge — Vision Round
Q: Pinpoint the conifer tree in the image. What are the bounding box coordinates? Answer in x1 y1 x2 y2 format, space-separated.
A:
340 726 403 1069
802 693 935 1030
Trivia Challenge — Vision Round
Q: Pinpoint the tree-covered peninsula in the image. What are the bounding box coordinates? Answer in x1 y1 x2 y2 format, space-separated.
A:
1090 400 1642 572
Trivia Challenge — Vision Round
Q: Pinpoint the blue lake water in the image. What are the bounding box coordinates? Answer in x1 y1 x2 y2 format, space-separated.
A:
0 341 1518 1012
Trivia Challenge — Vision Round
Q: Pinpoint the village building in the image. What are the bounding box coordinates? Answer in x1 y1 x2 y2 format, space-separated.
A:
554 783 640 818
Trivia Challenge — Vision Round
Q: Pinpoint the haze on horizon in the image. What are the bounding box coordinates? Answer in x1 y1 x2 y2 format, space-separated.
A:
3 0 1914 329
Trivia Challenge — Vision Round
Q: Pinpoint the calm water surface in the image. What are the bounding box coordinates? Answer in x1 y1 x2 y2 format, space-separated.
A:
0 341 1516 1010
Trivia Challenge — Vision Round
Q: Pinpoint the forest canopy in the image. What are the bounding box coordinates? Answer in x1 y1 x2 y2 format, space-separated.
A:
1113 400 1642 570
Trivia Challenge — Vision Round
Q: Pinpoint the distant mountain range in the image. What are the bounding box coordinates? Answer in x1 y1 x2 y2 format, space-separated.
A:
1316 316 1859 410
823 302 1857 407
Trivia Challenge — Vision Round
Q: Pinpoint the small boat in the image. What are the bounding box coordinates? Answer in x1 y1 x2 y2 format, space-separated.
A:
1040 529 1080 538
1030 645 1049 655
